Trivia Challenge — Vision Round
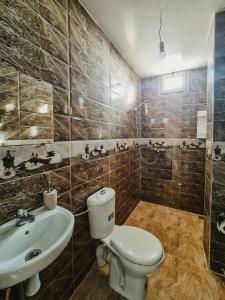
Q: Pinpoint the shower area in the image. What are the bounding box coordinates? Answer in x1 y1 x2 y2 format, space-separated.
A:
136 67 207 215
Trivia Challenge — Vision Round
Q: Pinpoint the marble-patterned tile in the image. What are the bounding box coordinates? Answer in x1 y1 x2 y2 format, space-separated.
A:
21 125 53 140
110 124 135 139
38 0 68 36
110 108 135 127
37 240 73 292
68 0 89 31
70 68 88 93
20 74 52 114
167 259 222 300
46 166 71 196
20 0 39 12
109 151 130 170
0 0 42 47
20 112 52 127
148 253 178 290
0 23 69 89
57 190 71 211
70 42 88 75
72 265 120 300
174 215 206 268
71 92 110 122
69 16 88 53
54 114 71 141
87 41 110 72
40 19 68 63
0 66 19 127
110 91 129 112
71 174 109 211
0 173 47 223
189 68 207 92
40 52 69 89
0 125 21 143
71 117 109 140
87 61 110 88
109 164 129 186
53 86 70 116
87 18 110 56
71 157 109 189
70 68 110 106
32 262 73 300
111 76 128 99
0 0 67 62
215 78 225 101
214 120 225 141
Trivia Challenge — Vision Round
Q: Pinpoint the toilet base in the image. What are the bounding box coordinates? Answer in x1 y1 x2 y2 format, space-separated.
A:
108 254 147 300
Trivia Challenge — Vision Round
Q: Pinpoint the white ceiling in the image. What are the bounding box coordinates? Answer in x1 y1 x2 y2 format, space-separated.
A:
80 0 225 78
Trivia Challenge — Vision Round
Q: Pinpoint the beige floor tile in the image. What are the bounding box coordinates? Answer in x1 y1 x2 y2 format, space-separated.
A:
146 287 177 300
148 253 178 289
72 202 225 300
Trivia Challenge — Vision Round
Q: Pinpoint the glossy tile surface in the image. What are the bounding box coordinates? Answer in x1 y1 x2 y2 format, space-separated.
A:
140 68 207 215
72 202 225 300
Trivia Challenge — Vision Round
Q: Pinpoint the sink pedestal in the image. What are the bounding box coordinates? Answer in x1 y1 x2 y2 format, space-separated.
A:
25 273 41 297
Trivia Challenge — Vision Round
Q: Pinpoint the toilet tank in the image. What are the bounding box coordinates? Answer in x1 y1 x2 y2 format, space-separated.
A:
87 187 115 239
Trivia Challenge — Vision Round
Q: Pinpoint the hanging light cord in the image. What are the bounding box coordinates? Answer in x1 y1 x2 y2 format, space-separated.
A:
158 11 163 43
157 0 173 44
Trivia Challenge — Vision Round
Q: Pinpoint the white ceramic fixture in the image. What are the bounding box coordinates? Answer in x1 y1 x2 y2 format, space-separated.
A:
87 188 164 300
0 206 74 295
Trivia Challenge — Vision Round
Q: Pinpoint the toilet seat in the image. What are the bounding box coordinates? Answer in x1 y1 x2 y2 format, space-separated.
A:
102 225 163 266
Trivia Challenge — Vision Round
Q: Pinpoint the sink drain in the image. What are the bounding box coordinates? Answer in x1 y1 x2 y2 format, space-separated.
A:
25 249 42 261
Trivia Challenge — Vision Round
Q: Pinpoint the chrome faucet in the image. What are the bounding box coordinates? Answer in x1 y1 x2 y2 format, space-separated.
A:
16 209 35 227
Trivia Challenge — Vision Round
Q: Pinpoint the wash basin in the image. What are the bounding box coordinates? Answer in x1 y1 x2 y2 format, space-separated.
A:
0 206 74 290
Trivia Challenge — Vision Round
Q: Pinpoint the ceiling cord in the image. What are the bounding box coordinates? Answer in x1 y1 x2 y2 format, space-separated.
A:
157 0 174 43
158 11 163 43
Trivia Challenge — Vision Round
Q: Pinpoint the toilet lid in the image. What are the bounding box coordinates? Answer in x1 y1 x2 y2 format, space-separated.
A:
110 225 163 266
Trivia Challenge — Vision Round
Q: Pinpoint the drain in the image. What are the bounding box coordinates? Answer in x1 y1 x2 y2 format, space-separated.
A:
25 249 42 261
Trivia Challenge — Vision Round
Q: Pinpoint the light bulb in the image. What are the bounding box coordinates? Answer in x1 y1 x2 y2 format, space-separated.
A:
160 50 166 60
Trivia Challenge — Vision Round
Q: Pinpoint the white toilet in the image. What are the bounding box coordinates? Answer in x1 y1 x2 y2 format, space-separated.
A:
87 188 164 300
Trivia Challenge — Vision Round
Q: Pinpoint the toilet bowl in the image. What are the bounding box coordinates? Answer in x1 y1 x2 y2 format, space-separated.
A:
87 188 164 300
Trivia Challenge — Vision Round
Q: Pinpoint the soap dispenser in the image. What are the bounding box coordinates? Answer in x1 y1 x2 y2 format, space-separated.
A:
43 183 57 210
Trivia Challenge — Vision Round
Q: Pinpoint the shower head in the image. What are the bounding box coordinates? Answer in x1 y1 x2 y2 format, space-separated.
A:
134 100 151 112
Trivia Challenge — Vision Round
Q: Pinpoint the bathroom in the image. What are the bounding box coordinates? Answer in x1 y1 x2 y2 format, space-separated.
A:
0 0 225 299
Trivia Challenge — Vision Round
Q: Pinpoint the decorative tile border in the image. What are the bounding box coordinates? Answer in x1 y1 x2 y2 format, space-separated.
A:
0 142 70 182
213 142 225 161
139 138 206 149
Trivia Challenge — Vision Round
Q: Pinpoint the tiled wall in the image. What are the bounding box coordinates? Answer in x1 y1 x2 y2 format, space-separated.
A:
203 20 214 266
204 10 225 277
0 1 141 299
140 68 207 214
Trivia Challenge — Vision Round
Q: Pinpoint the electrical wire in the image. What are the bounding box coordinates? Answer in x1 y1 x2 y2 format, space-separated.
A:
157 0 174 44
73 209 89 217
158 11 162 43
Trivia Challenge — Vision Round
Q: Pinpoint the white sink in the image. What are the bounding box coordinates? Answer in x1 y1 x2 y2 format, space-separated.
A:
0 206 74 291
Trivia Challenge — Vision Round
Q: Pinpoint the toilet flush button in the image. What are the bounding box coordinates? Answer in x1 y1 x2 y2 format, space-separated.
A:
100 189 106 195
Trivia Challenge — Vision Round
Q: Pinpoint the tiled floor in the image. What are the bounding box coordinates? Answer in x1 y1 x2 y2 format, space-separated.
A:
72 201 225 300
